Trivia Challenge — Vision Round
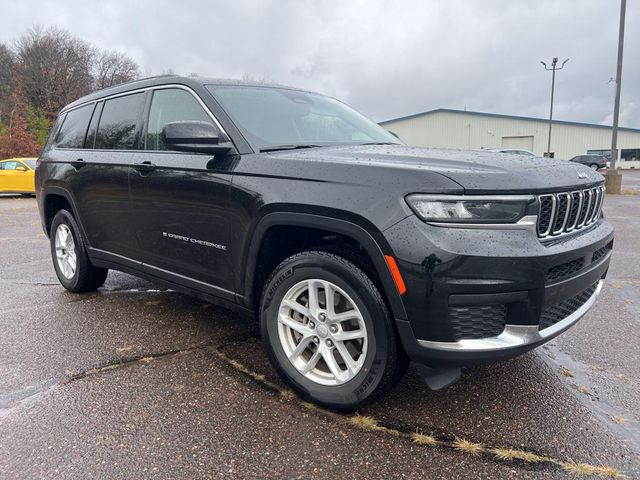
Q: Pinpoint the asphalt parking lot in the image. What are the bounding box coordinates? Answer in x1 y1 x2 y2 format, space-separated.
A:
1 174 639 479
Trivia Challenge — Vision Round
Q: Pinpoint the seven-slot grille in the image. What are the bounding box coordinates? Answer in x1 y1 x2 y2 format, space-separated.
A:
537 186 605 238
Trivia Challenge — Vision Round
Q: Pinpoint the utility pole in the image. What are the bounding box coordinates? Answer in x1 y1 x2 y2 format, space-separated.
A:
604 0 626 194
611 0 626 171
540 57 569 157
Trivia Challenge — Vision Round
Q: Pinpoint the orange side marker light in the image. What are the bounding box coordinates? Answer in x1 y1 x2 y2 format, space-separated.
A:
384 255 407 295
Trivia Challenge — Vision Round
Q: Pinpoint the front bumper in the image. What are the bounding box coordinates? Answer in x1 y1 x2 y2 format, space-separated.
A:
417 280 601 352
385 213 613 368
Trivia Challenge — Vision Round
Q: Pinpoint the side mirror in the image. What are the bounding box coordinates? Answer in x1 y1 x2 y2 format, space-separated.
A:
16 166 28 172
163 121 232 155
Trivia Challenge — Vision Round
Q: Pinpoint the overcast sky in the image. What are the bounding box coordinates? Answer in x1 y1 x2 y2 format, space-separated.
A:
1 0 638 126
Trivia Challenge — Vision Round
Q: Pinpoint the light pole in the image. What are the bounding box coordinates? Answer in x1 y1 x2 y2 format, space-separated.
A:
540 57 569 157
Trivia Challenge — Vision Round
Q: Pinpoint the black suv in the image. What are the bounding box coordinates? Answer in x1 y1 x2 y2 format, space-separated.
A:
36 76 614 409
569 154 608 170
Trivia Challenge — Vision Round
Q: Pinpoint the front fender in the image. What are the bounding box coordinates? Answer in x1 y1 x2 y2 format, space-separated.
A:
240 211 408 322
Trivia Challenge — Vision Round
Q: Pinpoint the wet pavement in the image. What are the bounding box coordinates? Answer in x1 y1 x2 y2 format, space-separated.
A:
1 185 639 479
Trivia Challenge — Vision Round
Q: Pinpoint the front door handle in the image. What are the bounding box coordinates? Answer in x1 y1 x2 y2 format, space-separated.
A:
133 161 156 173
70 158 86 170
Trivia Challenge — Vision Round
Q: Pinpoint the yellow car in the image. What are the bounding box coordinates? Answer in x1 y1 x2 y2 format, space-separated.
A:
0 158 37 195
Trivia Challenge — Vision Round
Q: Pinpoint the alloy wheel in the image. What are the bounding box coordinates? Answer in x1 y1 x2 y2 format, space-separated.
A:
54 224 77 279
277 279 368 386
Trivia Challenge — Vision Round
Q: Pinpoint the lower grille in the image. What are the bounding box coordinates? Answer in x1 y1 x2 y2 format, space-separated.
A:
449 305 507 340
545 258 585 283
592 241 613 263
539 283 598 331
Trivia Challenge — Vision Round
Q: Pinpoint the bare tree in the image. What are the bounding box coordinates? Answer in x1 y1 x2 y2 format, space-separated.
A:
15 26 95 117
0 43 16 125
94 50 140 89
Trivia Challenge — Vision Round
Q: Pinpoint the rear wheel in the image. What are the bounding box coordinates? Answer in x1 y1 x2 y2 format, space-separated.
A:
590 163 599 170
50 209 108 292
260 250 407 409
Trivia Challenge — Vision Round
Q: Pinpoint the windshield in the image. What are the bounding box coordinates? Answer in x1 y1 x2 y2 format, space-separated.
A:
24 159 36 169
206 85 401 151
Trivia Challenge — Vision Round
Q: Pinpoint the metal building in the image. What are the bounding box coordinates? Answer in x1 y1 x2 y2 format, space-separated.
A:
380 109 640 169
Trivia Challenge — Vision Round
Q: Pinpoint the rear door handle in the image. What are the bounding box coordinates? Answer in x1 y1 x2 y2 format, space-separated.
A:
133 161 156 173
70 158 86 170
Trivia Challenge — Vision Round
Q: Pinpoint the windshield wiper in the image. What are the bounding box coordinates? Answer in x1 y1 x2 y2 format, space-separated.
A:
360 142 400 146
259 144 323 153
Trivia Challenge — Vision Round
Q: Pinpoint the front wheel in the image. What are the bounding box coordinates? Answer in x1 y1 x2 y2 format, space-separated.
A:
50 209 108 292
260 250 407 409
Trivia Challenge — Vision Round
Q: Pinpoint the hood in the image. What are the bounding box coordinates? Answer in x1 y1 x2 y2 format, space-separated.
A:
271 145 604 194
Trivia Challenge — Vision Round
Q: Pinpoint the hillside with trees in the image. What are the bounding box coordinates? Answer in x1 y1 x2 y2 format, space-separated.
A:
0 26 140 159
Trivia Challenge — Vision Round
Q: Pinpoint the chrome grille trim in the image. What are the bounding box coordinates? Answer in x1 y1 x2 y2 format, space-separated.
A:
537 186 604 239
565 191 582 232
537 194 556 237
591 187 603 223
552 193 571 235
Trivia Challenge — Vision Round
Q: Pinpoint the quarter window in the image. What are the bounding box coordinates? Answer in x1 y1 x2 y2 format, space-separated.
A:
146 88 215 151
56 104 95 149
95 93 145 150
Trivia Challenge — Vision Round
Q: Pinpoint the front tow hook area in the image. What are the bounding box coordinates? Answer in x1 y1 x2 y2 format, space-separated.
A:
413 364 462 390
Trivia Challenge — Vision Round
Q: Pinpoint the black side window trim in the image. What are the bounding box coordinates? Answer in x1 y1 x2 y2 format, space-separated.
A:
84 102 104 149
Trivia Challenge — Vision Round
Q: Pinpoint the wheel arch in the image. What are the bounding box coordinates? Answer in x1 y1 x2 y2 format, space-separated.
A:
41 186 88 241
242 212 408 322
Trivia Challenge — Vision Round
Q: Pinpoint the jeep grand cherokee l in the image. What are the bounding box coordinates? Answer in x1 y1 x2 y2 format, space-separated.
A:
36 76 614 409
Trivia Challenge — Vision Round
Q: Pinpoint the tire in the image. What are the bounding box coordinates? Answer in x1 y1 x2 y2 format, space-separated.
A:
260 250 408 410
590 164 599 170
50 209 108 292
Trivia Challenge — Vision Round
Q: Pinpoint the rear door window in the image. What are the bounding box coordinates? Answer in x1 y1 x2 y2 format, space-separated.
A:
145 88 215 151
56 104 95 149
95 93 145 150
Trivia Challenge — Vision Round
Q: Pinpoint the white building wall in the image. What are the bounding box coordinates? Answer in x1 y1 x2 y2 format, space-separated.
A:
381 111 640 168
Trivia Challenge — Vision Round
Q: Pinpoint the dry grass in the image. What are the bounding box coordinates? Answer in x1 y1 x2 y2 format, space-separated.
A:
279 389 295 401
300 401 317 411
227 358 249 373
490 448 548 463
593 465 626 478
608 415 628 425
574 384 593 396
559 366 575 378
452 437 484 456
561 462 602 476
561 461 625 478
349 414 384 432
411 432 438 446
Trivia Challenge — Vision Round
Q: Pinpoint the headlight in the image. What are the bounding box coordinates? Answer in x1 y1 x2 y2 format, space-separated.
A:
406 194 533 224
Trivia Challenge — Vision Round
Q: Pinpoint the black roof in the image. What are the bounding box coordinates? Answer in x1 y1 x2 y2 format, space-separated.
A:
380 108 640 134
62 75 309 112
